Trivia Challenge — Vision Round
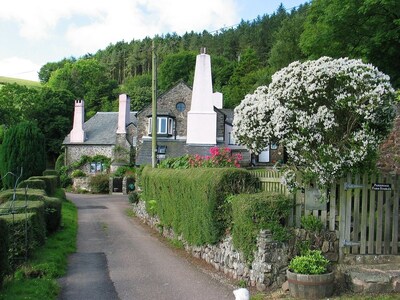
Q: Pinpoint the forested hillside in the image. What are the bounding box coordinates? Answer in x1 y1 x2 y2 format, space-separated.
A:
1 0 399 165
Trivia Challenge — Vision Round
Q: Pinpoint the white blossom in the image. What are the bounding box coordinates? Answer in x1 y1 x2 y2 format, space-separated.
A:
233 57 396 186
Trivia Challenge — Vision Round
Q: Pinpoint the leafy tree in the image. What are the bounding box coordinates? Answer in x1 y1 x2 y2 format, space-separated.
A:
31 88 75 163
38 57 76 83
0 83 39 125
0 121 46 188
300 0 400 88
223 48 260 108
47 58 118 117
120 74 152 111
268 4 309 72
233 57 396 187
158 51 196 92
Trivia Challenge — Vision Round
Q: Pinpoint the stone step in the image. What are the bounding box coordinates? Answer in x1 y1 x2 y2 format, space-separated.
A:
344 264 400 294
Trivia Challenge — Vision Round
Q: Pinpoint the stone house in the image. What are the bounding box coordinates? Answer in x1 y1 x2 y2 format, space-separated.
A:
63 94 137 174
63 48 282 172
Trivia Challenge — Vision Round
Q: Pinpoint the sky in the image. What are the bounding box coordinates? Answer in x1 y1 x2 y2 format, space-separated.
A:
0 0 308 82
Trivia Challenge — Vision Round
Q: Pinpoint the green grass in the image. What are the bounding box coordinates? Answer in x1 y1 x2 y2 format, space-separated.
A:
0 196 77 300
0 76 41 88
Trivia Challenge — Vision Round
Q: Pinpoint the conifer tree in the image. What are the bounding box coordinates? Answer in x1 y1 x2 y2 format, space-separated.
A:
0 121 46 189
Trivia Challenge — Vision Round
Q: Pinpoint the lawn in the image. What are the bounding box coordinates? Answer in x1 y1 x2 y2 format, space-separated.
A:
0 76 41 88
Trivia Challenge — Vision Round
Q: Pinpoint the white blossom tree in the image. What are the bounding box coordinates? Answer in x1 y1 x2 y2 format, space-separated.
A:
233 57 396 186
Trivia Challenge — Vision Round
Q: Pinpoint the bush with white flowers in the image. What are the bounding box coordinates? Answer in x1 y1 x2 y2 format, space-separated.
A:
233 57 396 186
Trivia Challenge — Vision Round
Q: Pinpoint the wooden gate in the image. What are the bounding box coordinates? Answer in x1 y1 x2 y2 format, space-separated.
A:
249 169 400 261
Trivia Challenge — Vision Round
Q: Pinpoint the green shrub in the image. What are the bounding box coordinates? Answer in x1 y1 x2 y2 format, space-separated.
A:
42 197 62 234
0 218 9 285
55 153 65 172
17 179 46 191
231 192 293 262
42 170 59 176
28 176 58 196
0 189 47 204
141 166 258 245
71 169 86 178
89 174 109 194
128 191 139 204
288 250 330 275
301 215 323 232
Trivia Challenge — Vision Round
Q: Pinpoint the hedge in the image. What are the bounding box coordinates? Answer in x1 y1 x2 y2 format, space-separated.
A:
141 166 258 245
17 179 46 191
231 192 293 262
27 175 59 196
0 218 9 286
0 189 47 204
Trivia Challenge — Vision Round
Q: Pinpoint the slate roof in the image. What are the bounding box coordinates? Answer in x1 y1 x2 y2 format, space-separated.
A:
219 108 234 125
63 112 137 145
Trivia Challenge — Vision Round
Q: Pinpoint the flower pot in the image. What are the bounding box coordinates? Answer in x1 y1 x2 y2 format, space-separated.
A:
286 269 334 299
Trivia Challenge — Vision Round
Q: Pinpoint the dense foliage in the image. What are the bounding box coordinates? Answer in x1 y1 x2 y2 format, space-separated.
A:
0 122 46 189
231 192 293 262
140 166 258 245
233 57 396 186
1 1 399 168
288 250 329 275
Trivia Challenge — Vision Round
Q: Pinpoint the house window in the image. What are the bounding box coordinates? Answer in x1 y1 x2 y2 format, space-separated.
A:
176 102 186 112
229 132 237 145
90 162 104 173
148 116 175 136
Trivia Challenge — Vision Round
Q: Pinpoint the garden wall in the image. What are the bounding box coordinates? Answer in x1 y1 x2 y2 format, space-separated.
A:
133 200 339 290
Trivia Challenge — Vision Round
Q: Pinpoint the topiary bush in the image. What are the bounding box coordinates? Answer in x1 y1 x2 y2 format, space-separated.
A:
28 176 59 196
89 174 110 194
17 179 46 191
0 218 9 285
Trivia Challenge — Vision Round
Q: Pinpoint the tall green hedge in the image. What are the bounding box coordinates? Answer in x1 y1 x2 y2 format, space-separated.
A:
0 218 9 286
231 192 293 262
141 166 258 245
26 175 59 196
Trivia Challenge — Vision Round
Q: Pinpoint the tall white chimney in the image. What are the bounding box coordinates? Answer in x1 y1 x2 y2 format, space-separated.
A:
117 94 131 134
186 48 217 145
70 100 85 143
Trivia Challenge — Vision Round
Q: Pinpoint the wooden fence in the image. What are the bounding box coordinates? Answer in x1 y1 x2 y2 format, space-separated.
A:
249 169 400 259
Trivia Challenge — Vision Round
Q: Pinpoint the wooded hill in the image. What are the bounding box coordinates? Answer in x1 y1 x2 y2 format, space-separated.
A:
1 0 399 165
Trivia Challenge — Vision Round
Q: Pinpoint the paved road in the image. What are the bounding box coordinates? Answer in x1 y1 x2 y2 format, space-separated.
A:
58 193 235 300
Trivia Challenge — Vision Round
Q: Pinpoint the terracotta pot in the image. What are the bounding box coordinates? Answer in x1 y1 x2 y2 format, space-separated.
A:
287 269 334 299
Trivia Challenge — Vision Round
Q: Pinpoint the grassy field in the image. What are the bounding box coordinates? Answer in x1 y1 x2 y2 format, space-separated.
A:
0 191 77 300
0 76 41 88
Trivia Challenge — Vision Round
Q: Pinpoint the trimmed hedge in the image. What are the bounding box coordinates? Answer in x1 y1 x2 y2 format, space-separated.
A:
0 218 9 286
0 189 47 204
17 179 46 191
43 169 59 176
141 166 258 245
231 192 293 262
0 191 63 283
28 176 59 196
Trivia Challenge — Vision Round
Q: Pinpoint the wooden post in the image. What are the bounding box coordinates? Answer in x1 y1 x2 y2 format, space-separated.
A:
151 40 157 168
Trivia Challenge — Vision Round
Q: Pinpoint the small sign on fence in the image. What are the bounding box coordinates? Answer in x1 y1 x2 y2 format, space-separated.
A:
305 187 326 210
371 183 392 191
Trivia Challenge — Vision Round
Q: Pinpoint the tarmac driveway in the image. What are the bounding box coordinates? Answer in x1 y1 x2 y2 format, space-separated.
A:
58 193 235 300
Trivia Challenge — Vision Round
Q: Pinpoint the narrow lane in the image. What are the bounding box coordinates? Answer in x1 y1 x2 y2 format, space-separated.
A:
59 193 235 300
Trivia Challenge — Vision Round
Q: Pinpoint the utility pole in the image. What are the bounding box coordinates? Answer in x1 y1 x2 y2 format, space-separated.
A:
151 40 157 168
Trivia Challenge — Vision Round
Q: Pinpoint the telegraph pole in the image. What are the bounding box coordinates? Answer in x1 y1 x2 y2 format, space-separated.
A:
151 40 157 168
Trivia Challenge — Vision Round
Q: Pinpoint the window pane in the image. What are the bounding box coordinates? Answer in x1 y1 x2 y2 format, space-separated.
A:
158 117 167 134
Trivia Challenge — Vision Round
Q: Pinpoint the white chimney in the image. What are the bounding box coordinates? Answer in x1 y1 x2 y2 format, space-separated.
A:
117 94 131 134
70 100 85 143
186 48 217 145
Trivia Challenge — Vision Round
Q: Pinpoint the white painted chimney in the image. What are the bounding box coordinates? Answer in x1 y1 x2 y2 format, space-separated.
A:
117 94 131 134
186 48 217 145
70 100 85 143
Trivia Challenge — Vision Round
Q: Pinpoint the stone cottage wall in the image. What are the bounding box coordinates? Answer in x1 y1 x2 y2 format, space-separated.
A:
132 200 340 290
65 145 113 166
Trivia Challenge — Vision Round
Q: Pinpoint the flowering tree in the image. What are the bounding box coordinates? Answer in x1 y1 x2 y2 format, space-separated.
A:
233 57 396 186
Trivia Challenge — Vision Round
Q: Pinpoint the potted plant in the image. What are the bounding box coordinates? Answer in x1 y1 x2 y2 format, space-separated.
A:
287 250 334 299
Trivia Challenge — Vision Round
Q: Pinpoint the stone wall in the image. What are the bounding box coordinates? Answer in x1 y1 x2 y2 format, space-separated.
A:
133 200 338 290
65 145 113 166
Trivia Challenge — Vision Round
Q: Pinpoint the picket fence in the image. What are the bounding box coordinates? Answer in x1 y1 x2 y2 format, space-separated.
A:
248 169 400 260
